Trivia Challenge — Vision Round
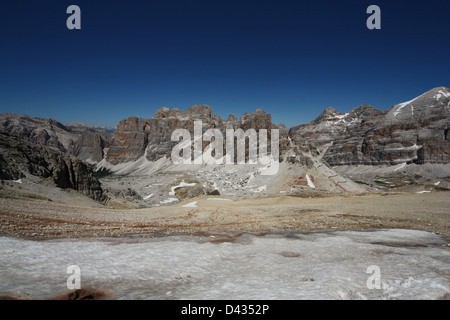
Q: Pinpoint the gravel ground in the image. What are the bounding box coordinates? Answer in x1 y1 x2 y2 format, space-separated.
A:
0 190 449 241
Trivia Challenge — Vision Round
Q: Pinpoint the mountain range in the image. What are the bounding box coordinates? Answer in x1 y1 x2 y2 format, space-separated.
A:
0 86 449 203
290 86 450 166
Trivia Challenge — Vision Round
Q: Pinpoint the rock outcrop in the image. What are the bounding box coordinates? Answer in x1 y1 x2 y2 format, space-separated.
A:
0 113 114 163
106 105 288 164
0 114 69 151
290 87 450 166
69 133 108 163
0 131 107 202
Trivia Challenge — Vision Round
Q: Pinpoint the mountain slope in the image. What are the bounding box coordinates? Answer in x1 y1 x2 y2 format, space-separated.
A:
290 87 450 166
0 113 114 163
0 131 107 202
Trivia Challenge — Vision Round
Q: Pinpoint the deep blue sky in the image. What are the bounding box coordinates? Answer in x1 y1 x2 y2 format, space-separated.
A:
1 0 449 128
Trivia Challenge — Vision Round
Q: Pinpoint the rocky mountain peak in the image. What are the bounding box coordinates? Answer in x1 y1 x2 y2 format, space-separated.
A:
48 118 68 131
348 104 383 119
227 114 237 122
186 105 213 119
290 86 450 166
238 109 272 130
154 105 213 120
314 107 344 123
386 87 450 121
424 86 450 100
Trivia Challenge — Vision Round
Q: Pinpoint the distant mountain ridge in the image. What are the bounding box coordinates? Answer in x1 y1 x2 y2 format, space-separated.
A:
290 86 450 166
1 86 449 169
0 113 115 163
1 86 448 202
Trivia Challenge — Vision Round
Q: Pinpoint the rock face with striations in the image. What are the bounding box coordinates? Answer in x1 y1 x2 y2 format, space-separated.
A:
105 105 287 165
0 114 69 151
289 87 450 166
0 131 107 202
0 113 114 163
69 133 108 163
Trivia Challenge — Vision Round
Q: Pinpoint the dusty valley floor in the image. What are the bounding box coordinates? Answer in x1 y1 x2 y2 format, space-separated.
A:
0 190 449 241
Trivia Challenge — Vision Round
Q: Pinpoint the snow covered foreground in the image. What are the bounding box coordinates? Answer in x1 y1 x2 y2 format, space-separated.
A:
0 229 449 300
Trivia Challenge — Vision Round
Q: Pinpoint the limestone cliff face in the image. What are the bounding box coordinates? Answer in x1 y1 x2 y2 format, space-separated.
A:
105 115 174 164
290 87 450 166
103 117 149 164
0 107 285 167
0 131 107 202
105 105 287 164
69 133 108 163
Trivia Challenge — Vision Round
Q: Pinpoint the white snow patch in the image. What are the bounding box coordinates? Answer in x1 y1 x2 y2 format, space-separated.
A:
143 194 153 200
385 144 421 151
169 181 196 196
416 191 431 194
13 179 22 184
393 162 407 172
438 90 450 98
207 198 232 201
0 229 448 300
182 201 198 208
84 158 97 165
334 113 349 120
394 102 414 117
160 198 178 204
393 90 435 117
253 185 267 193
434 181 441 186
306 174 316 189
394 97 420 117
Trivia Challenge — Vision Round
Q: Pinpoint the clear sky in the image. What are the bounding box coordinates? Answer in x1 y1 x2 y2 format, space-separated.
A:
1 0 449 128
